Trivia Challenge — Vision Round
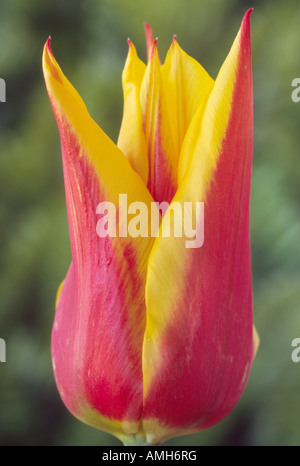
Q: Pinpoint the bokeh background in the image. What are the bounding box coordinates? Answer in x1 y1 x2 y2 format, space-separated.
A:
0 0 300 446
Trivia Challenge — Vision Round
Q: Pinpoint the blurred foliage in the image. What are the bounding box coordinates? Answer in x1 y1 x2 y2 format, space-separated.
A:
0 0 300 446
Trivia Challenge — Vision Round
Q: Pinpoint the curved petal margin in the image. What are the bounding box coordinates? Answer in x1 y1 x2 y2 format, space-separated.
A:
142 10 255 445
43 39 156 444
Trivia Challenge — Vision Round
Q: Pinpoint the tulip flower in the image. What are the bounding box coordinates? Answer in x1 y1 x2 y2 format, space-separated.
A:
43 9 258 446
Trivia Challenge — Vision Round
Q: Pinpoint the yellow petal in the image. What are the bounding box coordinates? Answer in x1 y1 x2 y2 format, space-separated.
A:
43 38 156 441
117 41 148 184
161 38 214 163
140 40 177 204
142 10 254 444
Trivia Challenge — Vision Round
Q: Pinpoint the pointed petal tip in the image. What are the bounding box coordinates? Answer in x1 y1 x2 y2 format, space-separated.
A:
45 36 53 55
43 36 57 71
148 37 158 60
43 38 52 72
246 7 253 19
42 36 59 84
172 34 179 50
242 8 253 31
238 8 253 52
144 24 161 64
144 23 152 35
125 38 139 60
144 23 155 62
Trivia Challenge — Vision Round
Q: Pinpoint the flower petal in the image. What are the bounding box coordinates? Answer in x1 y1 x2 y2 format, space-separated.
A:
161 37 214 162
140 40 177 204
117 40 148 184
144 23 155 62
43 39 156 443
142 10 255 445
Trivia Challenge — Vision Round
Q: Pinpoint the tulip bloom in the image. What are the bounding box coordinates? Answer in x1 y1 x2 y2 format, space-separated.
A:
43 9 258 445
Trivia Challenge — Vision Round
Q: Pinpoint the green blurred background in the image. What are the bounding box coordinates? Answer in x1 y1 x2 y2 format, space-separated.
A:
0 0 300 446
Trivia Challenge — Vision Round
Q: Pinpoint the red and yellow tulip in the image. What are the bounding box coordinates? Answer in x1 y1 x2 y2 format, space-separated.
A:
43 9 258 445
